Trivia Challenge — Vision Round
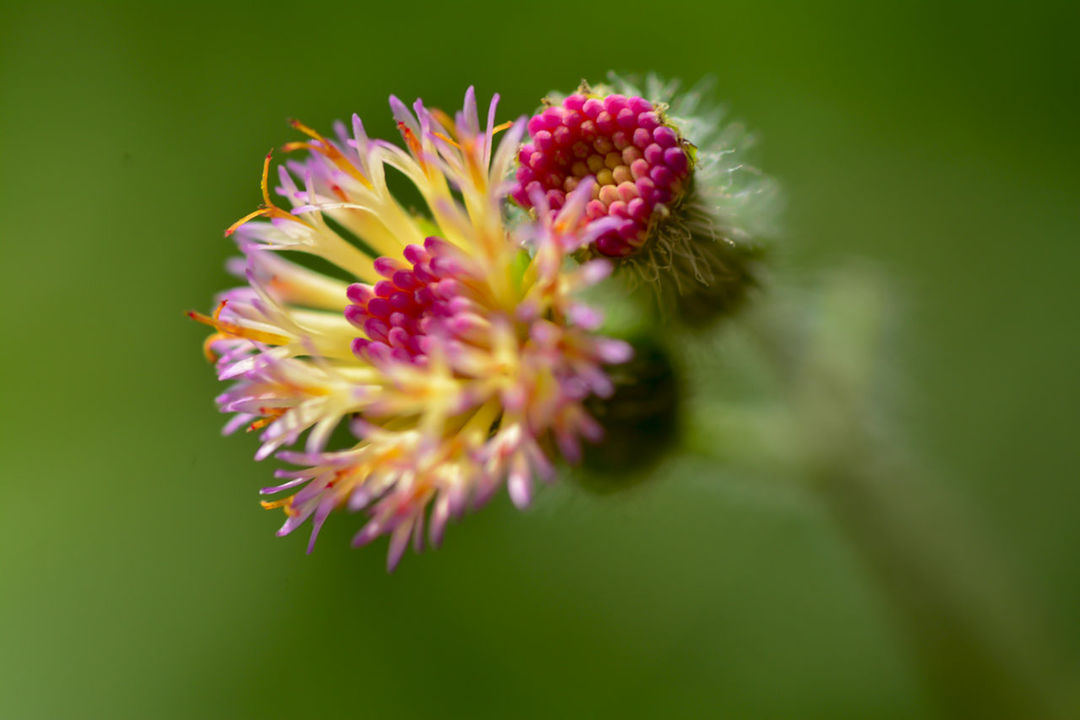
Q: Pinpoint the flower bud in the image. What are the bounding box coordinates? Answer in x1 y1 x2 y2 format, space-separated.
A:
514 73 780 327
576 336 681 491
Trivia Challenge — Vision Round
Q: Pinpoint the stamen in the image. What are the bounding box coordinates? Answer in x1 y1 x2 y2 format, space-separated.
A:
247 408 284 432
286 119 373 189
224 151 315 237
432 132 461 150
397 121 424 161
187 300 292 347
260 495 298 516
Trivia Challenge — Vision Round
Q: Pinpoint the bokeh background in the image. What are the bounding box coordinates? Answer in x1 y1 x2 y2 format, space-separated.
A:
2 1 1078 717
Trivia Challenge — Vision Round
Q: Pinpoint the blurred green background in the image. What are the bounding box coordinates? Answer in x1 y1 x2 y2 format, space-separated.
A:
2 1 1078 717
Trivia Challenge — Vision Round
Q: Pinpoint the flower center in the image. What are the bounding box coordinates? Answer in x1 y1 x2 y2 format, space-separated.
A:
345 238 468 365
511 92 691 257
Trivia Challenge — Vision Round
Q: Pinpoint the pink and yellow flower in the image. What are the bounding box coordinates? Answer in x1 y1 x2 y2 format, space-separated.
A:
512 75 778 300
190 89 630 569
511 90 693 258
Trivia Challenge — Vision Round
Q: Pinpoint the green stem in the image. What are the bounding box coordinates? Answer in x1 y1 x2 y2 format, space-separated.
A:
683 267 1068 719
816 454 1062 719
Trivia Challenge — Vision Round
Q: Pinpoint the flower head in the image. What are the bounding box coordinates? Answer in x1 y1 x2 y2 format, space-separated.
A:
190 88 631 569
510 91 693 258
512 74 779 314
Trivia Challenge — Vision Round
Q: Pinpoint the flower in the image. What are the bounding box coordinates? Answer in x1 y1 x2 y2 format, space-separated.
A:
510 92 692 258
189 88 631 570
512 74 779 310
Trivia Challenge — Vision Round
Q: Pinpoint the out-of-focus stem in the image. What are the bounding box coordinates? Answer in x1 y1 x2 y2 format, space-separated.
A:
815 447 1063 720
685 266 1069 719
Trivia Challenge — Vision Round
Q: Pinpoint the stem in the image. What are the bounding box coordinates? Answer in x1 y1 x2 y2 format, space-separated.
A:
817 453 1062 719
684 267 1069 719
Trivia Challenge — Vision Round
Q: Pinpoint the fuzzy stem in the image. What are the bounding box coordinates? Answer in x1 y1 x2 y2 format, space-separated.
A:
683 267 1069 719
815 452 1062 719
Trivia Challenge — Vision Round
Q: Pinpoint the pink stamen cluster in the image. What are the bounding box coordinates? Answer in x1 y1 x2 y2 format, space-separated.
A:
511 92 691 257
345 237 468 365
